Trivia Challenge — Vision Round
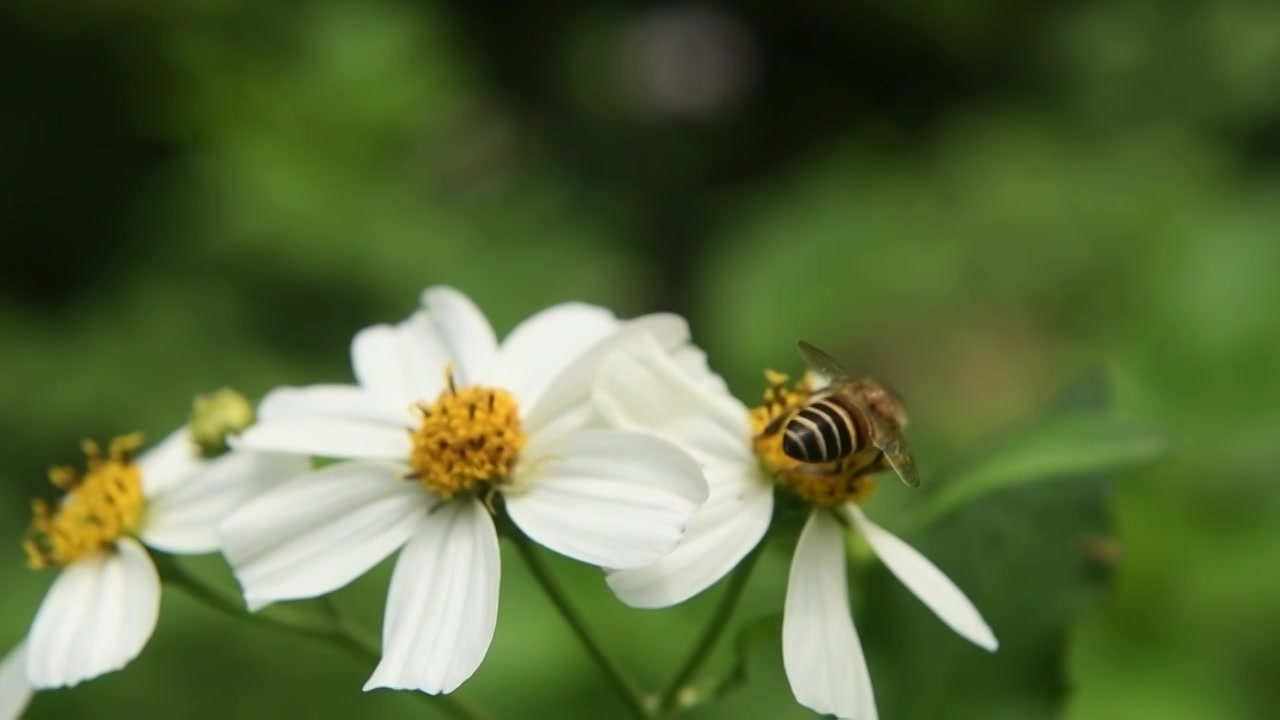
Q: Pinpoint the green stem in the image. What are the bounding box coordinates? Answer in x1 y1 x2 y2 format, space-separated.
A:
656 538 767 715
506 527 651 720
155 556 487 720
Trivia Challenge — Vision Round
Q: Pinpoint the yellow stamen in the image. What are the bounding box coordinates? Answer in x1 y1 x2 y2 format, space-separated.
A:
749 370 878 507
408 367 527 501
24 434 146 569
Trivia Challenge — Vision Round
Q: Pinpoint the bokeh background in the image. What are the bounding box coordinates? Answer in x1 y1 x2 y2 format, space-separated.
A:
3 1 1279 718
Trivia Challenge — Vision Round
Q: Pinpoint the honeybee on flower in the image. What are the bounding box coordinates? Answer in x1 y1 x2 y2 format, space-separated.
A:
594 334 996 720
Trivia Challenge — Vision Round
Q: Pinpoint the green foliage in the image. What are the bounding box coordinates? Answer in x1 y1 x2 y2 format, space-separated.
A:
703 613 782 706
861 375 1124 719
867 476 1112 720
921 412 1169 525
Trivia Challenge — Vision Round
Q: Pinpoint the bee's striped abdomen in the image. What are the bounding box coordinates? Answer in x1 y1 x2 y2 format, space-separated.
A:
782 397 858 463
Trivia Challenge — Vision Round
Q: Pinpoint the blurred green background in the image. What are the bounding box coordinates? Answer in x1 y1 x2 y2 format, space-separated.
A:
3 1 1279 718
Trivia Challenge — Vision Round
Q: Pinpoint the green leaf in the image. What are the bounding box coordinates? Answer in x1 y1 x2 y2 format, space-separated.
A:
862 474 1115 720
919 409 1170 525
860 371 1128 720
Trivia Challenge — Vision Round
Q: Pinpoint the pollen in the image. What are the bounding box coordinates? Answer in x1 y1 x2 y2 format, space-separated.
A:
407 368 527 500
749 370 877 507
24 433 146 569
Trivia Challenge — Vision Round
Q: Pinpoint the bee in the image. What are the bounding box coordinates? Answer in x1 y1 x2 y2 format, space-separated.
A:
767 341 920 488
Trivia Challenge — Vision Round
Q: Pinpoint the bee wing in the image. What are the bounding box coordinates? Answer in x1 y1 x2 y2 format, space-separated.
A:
873 431 920 488
796 341 857 388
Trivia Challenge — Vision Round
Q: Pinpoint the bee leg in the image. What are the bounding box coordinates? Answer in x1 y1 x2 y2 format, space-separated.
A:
794 461 845 477
760 411 792 438
479 485 503 516
795 455 875 479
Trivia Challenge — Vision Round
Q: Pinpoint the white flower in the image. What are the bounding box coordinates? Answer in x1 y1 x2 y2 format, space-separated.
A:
221 286 708 696
594 333 997 720
2 430 305 700
1 643 31 720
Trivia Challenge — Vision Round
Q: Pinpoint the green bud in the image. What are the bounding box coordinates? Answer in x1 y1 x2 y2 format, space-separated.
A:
189 388 255 458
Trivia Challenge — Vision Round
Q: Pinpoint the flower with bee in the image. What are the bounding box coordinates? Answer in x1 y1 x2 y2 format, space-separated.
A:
594 334 997 720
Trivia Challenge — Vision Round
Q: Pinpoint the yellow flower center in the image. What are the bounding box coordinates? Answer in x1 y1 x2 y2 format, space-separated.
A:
24 434 146 569
407 368 527 500
749 370 877 507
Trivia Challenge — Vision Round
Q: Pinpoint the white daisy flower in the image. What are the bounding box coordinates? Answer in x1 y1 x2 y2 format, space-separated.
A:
221 286 709 696
1 428 306 701
594 334 997 720
1 643 31 720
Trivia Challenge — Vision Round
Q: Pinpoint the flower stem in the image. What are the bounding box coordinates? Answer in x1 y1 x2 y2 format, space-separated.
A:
154 555 487 720
506 527 651 720
656 538 767 715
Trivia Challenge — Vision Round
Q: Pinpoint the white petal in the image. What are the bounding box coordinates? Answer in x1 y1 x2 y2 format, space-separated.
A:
521 312 691 441
607 457 773 608
505 430 707 570
26 538 160 690
351 312 452 401
670 344 731 395
421 286 498 386
495 302 618 410
364 499 499 695
141 451 312 555
783 510 877 720
621 311 691 345
258 385 411 427
234 418 410 462
137 426 203 498
843 505 998 652
0 642 32 720
220 461 430 610
592 331 751 465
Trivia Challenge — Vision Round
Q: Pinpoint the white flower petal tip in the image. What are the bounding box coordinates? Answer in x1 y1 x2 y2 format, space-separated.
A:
495 301 619 410
516 310 692 442
670 343 731 394
844 505 998 653
364 500 499 695
420 286 499 386
784 511 878 720
137 426 204 498
622 312 690 347
592 331 750 462
505 430 709 570
606 458 773 609
25 539 161 690
243 596 274 614
220 460 430 606
1 642 33 720
351 312 452 401
141 451 311 555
